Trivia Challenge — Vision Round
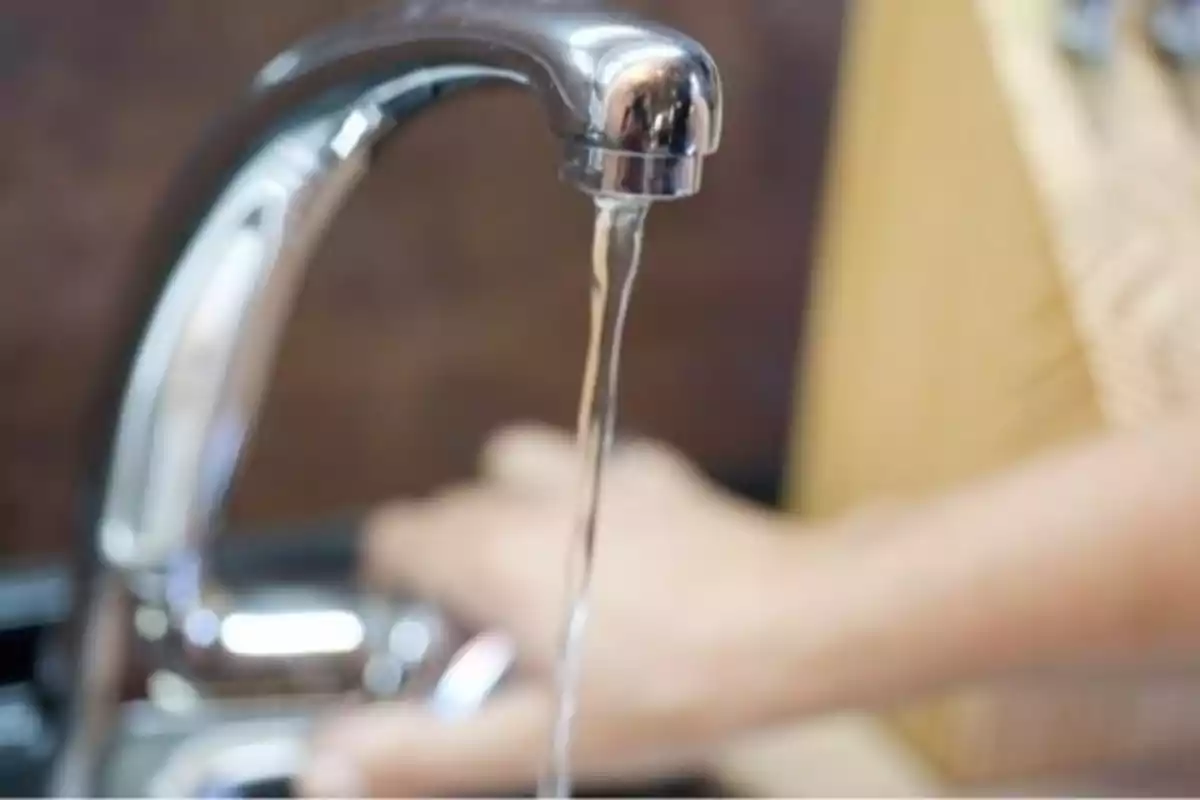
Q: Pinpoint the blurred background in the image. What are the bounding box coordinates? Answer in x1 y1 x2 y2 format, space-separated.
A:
4 0 1200 796
0 0 842 560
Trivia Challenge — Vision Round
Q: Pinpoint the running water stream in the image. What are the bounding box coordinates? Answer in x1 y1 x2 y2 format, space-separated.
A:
538 196 650 798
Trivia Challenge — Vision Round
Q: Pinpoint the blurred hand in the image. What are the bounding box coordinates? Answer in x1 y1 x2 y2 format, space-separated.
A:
300 423 794 797
299 415 1200 797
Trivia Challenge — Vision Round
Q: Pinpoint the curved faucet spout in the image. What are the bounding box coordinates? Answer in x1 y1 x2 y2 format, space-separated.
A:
53 2 722 795
256 1 723 196
103 0 721 590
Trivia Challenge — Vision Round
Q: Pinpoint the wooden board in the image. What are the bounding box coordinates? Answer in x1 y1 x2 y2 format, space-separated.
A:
789 0 1200 785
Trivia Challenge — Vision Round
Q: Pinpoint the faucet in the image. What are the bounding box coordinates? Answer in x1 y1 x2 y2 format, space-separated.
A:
48 1 721 795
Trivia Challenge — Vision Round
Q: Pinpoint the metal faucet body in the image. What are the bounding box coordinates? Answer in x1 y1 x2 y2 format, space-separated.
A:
50 1 721 795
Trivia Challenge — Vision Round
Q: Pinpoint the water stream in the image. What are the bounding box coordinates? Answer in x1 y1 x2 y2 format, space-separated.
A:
538 196 650 798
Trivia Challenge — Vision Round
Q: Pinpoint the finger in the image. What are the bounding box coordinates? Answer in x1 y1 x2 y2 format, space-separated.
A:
300 685 551 798
481 422 578 492
481 424 698 492
300 687 686 798
363 486 512 618
610 434 702 484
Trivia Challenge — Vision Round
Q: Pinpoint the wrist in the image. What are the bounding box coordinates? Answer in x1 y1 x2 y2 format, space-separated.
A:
729 506 909 730
683 515 835 736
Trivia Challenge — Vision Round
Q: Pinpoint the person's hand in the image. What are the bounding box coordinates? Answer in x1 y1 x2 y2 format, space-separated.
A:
300 423 797 797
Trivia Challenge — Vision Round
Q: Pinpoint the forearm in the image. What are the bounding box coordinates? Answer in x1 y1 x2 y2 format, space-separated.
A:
763 416 1200 720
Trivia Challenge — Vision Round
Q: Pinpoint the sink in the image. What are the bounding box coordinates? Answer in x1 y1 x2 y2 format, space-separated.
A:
101 696 733 797
100 699 727 797
0 527 734 797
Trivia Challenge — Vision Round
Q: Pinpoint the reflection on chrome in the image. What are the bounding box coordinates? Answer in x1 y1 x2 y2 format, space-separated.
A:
431 633 518 720
219 610 366 658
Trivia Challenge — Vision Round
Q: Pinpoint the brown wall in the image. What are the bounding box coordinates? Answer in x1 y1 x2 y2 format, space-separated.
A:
0 0 844 560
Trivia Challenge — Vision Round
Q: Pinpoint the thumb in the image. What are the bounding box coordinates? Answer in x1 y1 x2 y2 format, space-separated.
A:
301 684 551 798
480 422 578 493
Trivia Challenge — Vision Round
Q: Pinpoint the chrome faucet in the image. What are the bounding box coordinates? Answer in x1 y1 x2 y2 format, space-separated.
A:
49 1 721 795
